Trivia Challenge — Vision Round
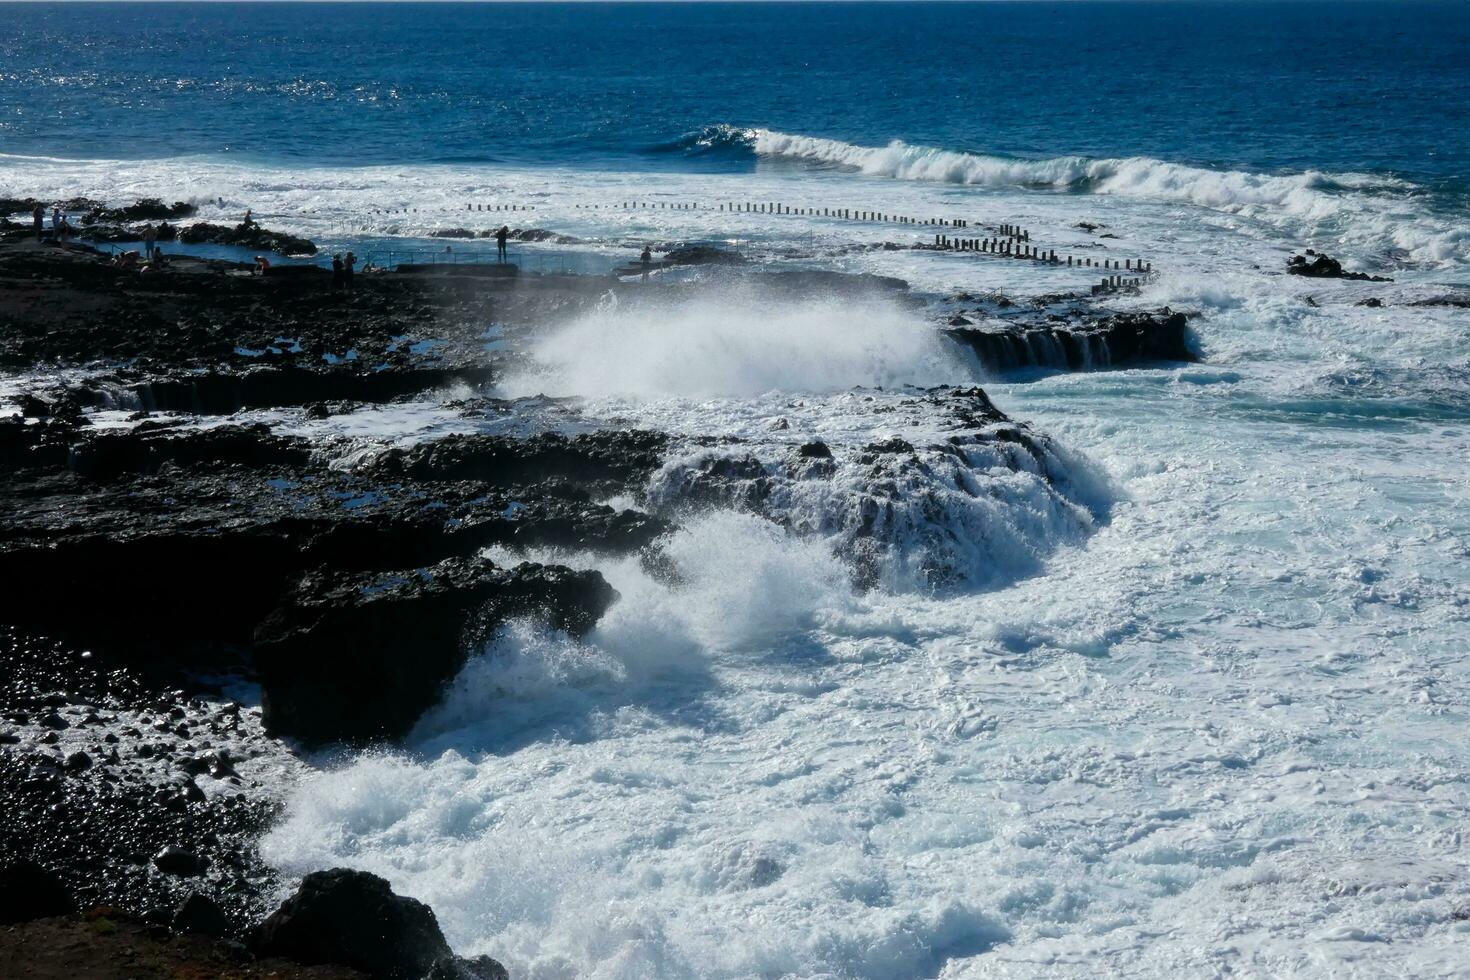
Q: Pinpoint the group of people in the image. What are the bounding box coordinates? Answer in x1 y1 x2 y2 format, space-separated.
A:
108 221 170 272
331 251 357 290
31 205 72 245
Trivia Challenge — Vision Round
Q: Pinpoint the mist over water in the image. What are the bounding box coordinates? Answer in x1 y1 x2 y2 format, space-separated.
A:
8 1 1470 975
502 290 971 401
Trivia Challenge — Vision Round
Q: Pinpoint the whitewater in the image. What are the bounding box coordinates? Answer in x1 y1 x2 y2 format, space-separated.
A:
7 126 1470 976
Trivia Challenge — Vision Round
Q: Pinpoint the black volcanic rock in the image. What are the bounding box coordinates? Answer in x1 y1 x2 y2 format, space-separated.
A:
82 198 197 224
366 429 669 491
179 221 317 256
154 845 210 876
0 859 76 923
253 556 616 743
663 244 748 266
946 309 1196 372
1287 251 1392 282
172 891 232 938
254 868 451 979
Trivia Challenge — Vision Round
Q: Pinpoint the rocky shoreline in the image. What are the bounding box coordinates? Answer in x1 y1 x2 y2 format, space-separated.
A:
0 213 1198 976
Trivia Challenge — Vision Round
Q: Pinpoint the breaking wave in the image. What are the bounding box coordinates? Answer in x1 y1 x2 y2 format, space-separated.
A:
746 128 1469 265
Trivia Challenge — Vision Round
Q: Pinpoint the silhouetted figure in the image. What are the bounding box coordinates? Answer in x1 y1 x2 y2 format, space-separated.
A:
331 254 344 290
31 205 43 242
343 251 356 292
495 225 509 263
142 224 158 262
51 208 62 242
244 208 254 227
640 245 652 281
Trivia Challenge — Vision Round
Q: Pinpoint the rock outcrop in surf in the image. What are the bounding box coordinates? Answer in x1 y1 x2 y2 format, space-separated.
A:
945 309 1196 372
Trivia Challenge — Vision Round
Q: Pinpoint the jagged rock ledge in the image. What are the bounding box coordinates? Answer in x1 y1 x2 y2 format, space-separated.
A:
945 309 1196 372
0 420 671 743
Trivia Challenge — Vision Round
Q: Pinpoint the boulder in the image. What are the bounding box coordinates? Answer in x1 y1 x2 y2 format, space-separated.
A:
171 891 231 938
1286 251 1392 282
946 309 1195 373
254 556 616 743
153 846 210 876
254 869 451 979
0 859 76 923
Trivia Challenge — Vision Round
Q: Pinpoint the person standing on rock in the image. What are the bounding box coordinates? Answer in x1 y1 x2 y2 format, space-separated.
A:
142 224 158 262
495 225 509 263
640 245 652 281
343 251 356 292
51 208 62 242
32 205 44 242
331 254 344 291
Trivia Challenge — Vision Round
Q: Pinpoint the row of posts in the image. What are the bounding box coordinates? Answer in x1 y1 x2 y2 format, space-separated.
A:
931 235 1151 273
419 203 1160 278
1093 276 1144 295
611 201 969 227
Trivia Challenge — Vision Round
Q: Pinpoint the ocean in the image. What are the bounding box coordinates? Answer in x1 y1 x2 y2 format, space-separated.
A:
3 1 1470 976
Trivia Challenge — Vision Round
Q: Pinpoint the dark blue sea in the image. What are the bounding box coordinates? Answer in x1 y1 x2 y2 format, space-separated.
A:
2 1 1468 187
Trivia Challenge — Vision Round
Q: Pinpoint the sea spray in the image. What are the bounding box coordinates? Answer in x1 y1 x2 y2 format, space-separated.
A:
499 288 969 401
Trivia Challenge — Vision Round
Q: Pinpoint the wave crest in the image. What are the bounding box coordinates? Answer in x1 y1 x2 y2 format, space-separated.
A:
747 128 1465 264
